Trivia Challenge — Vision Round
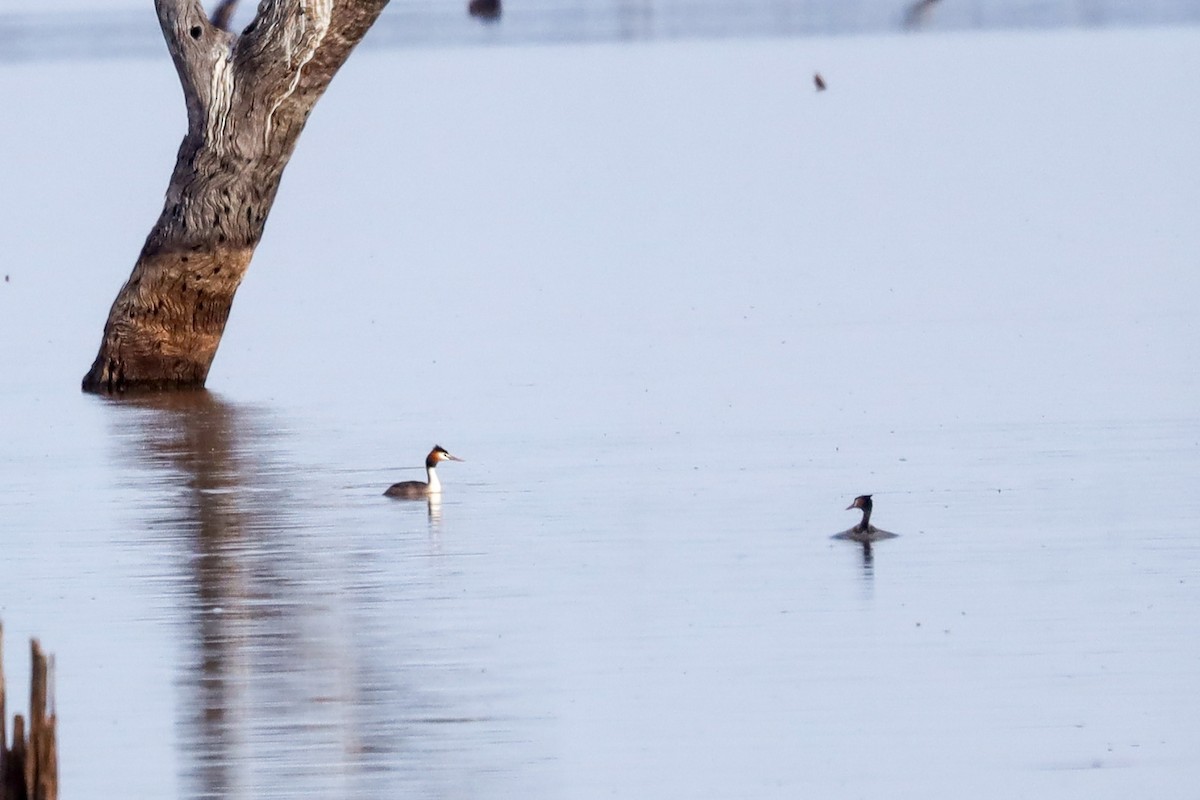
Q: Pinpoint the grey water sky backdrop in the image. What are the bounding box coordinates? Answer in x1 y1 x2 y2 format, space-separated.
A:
4 0 1200 62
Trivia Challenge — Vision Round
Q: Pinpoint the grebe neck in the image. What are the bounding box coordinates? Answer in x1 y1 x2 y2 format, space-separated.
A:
856 505 872 532
426 463 442 493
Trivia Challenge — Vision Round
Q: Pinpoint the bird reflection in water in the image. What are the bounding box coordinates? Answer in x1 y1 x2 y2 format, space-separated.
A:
858 540 875 578
386 494 445 541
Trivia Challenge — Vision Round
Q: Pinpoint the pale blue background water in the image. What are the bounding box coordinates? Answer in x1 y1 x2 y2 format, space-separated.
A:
1 6 1199 799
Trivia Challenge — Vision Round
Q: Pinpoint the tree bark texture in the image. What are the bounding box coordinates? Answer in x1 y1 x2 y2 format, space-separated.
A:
82 0 389 392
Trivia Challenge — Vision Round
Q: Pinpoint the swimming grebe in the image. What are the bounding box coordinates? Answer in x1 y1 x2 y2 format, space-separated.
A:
384 445 463 499
833 494 899 542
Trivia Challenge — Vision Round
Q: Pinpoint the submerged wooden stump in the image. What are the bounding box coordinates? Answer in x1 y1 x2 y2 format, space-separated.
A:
0 625 57 800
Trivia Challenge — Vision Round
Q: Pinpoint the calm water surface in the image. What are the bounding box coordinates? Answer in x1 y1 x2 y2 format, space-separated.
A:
1 17 1199 800
3 387 1197 798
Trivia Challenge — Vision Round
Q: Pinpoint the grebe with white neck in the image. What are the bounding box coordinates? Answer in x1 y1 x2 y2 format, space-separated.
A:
833 494 898 542
384 445 464 499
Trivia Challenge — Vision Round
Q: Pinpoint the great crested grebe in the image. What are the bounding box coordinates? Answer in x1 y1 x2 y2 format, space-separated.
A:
384 445 464 499
833 494 898 542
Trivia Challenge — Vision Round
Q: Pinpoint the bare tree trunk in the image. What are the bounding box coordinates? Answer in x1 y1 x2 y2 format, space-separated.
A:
82 0 389 393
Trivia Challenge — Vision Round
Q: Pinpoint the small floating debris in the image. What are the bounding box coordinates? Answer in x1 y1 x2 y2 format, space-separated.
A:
469 0 502 22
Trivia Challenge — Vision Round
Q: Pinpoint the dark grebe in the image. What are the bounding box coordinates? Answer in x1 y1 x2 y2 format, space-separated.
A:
384 445 463 499
833 494 898 542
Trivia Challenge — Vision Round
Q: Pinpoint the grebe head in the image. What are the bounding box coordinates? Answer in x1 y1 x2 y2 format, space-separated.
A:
426 445 464 467
846 494 873 513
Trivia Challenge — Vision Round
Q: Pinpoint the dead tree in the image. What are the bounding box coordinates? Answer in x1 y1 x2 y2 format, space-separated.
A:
82 0 390 393
1 627 57 800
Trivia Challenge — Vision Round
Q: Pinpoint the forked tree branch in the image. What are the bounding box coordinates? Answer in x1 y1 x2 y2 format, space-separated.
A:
155 0 236 134
234 1 389 155
83 0 389 392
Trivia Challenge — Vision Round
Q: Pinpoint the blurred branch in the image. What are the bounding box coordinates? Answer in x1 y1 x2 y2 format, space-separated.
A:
904 0 941 29
211 0 238 32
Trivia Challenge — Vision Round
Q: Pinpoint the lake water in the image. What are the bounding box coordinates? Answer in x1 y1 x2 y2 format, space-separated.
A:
1 14 1200 800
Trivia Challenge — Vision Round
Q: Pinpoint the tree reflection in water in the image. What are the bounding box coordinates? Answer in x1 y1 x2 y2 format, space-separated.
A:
105 392 526 800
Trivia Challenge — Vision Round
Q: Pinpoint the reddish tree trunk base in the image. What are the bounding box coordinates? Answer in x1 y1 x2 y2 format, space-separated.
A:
82 246 252 392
